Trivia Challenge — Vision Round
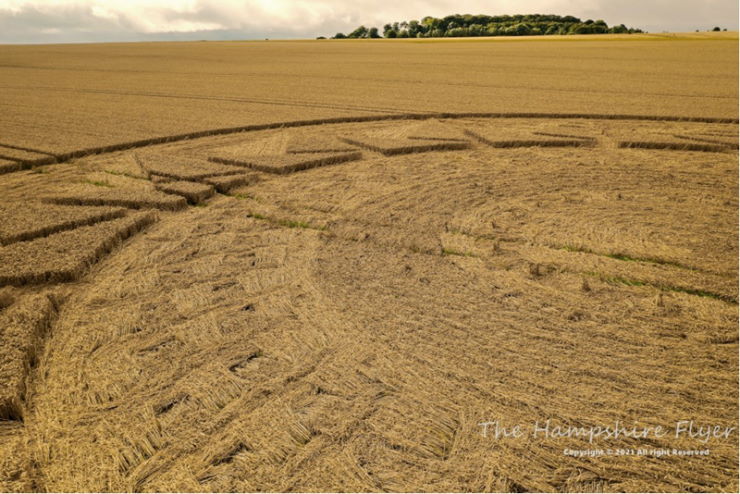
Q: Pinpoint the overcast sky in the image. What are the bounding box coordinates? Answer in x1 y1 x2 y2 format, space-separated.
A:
0 0 737 44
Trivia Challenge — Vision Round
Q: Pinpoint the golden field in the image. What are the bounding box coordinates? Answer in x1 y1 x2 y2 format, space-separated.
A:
0 32 737 155
0 33 738 492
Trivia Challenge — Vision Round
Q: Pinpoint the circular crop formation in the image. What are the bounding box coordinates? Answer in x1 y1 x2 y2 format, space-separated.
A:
0 114 737 492
1 114 736 291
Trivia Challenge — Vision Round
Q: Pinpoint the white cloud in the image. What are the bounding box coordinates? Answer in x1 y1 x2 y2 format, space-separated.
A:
0 0 736 43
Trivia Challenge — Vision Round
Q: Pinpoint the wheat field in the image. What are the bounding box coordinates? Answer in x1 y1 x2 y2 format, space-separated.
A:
0 33 738 492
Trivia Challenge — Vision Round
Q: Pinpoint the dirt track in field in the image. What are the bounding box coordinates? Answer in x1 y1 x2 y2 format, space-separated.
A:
0 112 737 492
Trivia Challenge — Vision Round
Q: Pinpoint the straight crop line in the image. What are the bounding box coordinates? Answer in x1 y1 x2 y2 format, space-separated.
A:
339 137 470 155
463 129 594 149
0 142 56 156
103 169 149 180
0 153 23 162
82 179 114 188
439 232 728 278
672 134 738 147
0 209 128 246
227 192 258 201
441 248 478 258
558 244 699 272
618 140 733 153
1 112 737 175
583 271 737 304
246 212 326 231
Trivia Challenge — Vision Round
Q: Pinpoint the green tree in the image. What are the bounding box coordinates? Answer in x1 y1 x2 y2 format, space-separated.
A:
610 24 628 34
408 20 421 37
328 14 642 40
348 25 369 38
511 23 532 35
469 23 484 36
447 27 468 37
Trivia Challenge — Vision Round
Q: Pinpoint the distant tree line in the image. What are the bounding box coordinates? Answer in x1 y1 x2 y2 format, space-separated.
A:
327 14 643 39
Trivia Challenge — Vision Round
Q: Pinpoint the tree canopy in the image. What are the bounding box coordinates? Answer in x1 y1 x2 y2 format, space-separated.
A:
329 14 643 39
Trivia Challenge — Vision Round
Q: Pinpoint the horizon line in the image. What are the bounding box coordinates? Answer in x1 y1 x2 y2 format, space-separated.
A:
1 30 737 47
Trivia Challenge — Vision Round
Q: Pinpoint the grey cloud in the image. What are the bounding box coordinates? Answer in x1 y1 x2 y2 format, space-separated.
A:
1 5 143 43
577 0 739 33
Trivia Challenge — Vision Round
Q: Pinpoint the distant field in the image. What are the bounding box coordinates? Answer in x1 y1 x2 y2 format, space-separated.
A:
0 32 737 155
